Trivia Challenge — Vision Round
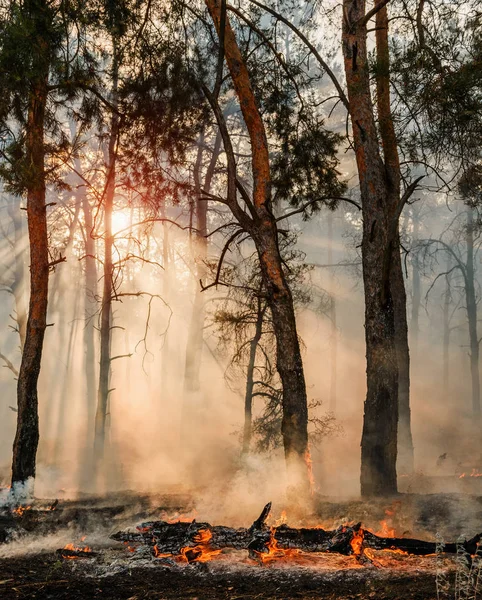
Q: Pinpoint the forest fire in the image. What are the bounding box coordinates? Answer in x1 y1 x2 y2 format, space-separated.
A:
0 0 480 598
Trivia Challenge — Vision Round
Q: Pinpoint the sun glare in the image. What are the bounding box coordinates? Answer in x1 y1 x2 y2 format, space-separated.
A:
112 209 131 234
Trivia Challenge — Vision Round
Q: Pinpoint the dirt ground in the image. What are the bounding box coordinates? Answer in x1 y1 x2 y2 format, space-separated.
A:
0 490 477 599
0 551 443 600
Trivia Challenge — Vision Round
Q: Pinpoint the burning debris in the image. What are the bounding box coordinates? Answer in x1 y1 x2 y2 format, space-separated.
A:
111 502 482 565
57 541 97 559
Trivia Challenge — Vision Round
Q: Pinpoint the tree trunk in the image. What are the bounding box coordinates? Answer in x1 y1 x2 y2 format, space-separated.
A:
342 0 399 496
11 3 50 489
184 131 221 395
410 208 421 352
205 0 310 493
94 49 119 464
81 187 98 438
7 197 27 351
465 207 480 418
327 211 337 413
443 256 452 394
391 242 414 474
242 299 265 455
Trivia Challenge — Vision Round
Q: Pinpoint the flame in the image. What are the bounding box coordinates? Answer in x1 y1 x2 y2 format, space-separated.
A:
12 505 31 516
273 510 288 527
153 544 172 559
350 529 364 557
62 542 92 559
305 448 314 495
254 527 301 564
375 520 396 538
459 469 482 478
178 529 222 563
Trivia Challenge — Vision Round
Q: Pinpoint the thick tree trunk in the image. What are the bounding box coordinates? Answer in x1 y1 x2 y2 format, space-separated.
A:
205 0 310 492
11 8 50 488
465 207 480 418
242 299 265 455
94 53 119 463
342 0 399 496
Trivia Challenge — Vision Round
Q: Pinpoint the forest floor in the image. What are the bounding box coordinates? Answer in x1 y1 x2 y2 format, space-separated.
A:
0 488 480 599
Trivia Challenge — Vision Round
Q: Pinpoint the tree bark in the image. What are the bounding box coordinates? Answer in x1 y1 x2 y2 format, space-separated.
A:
242 299 265 455
11 0 51 489
205 0 310 492
327 211 337 413
7 197 27 351
442 256 452 394
81 187 98 438
465 207 480 418
410 207 421 351
342 0 399 496
94 48 119 464
183 131 221 394
391 242 414 474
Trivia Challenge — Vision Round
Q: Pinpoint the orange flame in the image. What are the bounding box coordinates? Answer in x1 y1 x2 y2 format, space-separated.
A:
255 528 301 563
12 505 31 516
305 448 314 495
62 542 92 559
179 529 222 563
375 520 396 538
459 469 482 478
350 529 364 557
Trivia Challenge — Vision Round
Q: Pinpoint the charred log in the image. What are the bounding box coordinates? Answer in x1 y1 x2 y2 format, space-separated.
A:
111 502 482 559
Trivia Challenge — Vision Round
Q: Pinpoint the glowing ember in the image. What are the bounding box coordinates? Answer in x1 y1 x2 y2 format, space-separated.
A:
12 505 31 516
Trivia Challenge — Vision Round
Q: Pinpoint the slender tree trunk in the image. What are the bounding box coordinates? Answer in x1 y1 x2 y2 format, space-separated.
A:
11 3 50 488
443 256 452 395
161 203 171 401
327 211 337 413
242 300 265 455
184 131 221 395
82 188 98 437
69 119 98 437
392 242 414 474
94 49 119 464
7 197 27 350
205 0 310 492
343 0 400 496
465 207 480 418
410 208 421 352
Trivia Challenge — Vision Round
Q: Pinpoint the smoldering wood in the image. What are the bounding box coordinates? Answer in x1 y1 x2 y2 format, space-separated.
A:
56 548 98 559
111 502 482 560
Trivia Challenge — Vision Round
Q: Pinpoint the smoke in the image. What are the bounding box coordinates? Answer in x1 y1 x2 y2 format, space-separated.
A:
0 196 480 513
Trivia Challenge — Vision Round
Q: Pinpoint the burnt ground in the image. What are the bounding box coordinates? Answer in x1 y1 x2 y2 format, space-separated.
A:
0 489 479 599
0 551 442 600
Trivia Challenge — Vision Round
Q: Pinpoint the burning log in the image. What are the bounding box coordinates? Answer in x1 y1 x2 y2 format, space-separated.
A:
111 502 482 562
56 542 97 559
